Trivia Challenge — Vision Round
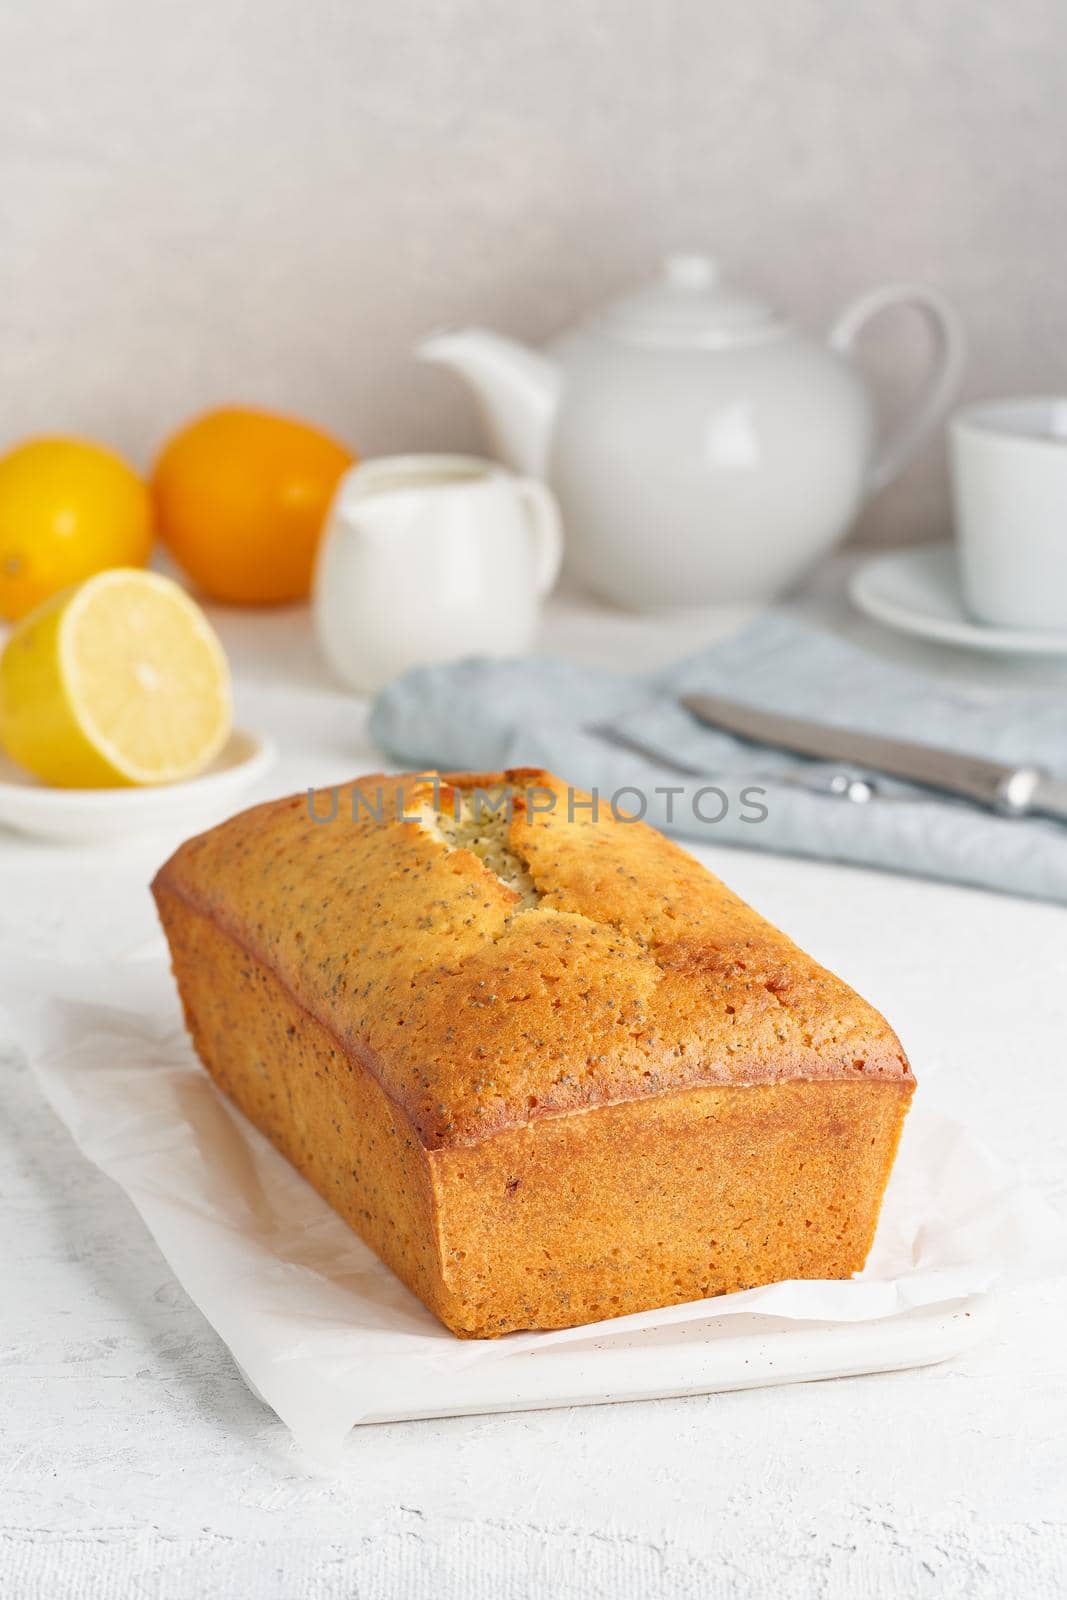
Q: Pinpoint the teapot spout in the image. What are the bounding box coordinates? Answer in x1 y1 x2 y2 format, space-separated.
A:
418 328 561 478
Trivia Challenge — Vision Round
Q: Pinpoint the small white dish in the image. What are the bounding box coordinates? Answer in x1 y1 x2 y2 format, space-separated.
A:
850 543 1067 656
0 729 275 844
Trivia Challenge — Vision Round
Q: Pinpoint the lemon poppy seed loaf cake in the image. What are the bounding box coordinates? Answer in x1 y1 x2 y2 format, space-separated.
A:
152 768 913 1338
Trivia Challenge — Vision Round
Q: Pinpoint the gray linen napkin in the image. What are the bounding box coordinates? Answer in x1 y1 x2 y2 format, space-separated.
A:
368 614 1067 903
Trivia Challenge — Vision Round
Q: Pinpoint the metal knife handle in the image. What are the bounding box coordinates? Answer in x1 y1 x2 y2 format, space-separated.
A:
681 693 1045 815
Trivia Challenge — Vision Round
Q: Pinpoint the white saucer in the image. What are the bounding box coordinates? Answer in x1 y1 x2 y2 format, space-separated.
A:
0 729 275 844
850 543 1067 656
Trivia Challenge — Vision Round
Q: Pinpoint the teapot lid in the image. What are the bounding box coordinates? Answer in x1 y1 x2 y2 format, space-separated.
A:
594 254 783 347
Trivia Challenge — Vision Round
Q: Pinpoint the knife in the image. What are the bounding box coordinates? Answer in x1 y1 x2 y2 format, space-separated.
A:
680 692 1067 820
587 720 884 802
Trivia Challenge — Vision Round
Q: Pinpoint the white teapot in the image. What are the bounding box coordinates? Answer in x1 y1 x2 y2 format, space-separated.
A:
418 254 964 610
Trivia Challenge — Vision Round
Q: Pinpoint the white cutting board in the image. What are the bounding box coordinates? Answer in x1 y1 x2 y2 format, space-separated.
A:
14 966 1035 1455
239 1297 992 1427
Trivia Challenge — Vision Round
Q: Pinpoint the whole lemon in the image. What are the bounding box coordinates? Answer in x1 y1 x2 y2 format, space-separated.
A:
152 407 355 605
0 438 153 622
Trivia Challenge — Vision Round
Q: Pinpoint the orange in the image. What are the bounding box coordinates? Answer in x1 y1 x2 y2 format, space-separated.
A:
0 438 153 622
151 407 355 605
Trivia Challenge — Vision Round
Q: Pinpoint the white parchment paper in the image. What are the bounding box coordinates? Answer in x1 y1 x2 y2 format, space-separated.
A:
2 955 1062 1466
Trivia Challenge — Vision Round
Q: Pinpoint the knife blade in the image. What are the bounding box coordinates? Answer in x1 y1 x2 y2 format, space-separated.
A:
587 720 885 802
680 692 1067 821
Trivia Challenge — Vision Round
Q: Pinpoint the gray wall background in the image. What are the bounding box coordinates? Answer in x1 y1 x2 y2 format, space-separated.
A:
2 0 1065 548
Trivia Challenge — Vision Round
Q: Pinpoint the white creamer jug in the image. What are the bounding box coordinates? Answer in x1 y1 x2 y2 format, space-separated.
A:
312 454 562 694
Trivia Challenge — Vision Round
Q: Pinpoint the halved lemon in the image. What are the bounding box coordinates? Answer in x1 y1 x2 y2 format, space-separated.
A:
0 568 232 787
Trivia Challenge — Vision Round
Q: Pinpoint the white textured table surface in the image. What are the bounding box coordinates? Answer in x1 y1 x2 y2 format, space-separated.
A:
2 566 1066 1599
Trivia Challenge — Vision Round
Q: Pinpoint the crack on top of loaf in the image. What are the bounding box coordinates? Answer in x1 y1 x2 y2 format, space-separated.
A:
415 782 541 911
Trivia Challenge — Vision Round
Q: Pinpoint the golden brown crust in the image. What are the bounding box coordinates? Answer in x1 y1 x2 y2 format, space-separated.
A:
430 1074 912 1335
154 883 448 1314
153 767 914 1337
154 768 910 1151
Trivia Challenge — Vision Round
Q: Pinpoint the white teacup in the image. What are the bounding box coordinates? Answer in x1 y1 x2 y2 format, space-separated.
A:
950 398 1067 630
312 454 562 694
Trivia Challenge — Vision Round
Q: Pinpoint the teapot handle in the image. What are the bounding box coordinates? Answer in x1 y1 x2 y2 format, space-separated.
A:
829 283 965 497
516 477 563 597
